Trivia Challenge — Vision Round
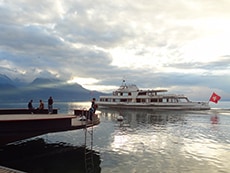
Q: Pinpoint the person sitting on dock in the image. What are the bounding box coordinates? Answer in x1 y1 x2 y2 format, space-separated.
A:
38 100 44 110
28 100 34 109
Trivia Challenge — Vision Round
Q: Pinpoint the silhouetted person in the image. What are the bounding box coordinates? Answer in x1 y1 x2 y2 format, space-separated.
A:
28 100 34 109
38 100 44 110
91 98 97 113
88 98 98 121
28 99 34 114
48 96 53 114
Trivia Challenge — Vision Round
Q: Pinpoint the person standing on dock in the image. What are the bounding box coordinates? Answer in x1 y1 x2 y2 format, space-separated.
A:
91 98 96 113
48 96 53 114
88 98 98 121
28 99 35 114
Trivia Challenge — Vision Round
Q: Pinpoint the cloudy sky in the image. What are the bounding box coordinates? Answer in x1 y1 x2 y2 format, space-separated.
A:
0 0 230 101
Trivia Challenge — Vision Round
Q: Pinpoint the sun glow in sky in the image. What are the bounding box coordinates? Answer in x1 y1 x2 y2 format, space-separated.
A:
67 77 99 85
183 35 230 62
0 0 230 100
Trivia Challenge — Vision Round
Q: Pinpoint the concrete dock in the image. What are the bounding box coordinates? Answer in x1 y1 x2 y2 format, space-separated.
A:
0 108 58 115
0 110 100 173
0 113 100 145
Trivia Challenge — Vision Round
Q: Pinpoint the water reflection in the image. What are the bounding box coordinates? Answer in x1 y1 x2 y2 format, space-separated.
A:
0 138 101 173
99 108 187 127
210 114 219 124
98 108 230 173
1 101 230 173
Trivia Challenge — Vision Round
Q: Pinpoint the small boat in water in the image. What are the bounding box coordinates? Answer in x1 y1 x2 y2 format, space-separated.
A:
97 81 210 110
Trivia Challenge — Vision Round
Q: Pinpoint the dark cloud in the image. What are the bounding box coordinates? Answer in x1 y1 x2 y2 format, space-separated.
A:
0 0 230 100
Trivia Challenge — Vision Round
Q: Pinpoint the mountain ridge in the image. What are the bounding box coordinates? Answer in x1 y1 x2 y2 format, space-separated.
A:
0 75 104 102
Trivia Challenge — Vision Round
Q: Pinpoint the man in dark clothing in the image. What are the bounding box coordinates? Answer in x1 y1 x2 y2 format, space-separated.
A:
28 100 34 109
48 96 53 114
91 98 97 113
28 99 34 114
88 98 97 121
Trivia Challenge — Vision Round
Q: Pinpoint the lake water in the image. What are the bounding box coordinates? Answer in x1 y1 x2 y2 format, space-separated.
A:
0 101 230 173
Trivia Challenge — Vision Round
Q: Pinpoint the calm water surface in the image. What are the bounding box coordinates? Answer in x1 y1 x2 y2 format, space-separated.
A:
0 101 230 173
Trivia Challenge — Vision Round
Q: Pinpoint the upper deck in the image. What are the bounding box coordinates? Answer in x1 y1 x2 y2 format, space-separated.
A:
111 83 168 97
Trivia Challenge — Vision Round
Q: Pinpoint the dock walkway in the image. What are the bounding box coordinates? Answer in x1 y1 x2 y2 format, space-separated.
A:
0 110 100 173
0 108 58 115
0 113 100 145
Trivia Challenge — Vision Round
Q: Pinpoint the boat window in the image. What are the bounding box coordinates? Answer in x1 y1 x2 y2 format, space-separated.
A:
164 98 178 102
150 98 158 102
173 98 178 102
122 93 129 96
164 98 172 102
178 98 189 102
138 92 147 96
162 98 168 102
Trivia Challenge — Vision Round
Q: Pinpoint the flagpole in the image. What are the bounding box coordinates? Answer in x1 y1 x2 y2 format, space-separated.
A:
208 94 211 104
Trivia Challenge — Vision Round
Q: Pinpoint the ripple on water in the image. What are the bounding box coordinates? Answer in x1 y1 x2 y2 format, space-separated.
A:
100 111 230 173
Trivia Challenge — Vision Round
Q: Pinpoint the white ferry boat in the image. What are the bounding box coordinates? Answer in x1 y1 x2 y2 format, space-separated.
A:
97 81 210 110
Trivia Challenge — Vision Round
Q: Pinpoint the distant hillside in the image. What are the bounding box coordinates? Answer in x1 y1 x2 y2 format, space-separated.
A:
0 75 105 102
0 74 13 84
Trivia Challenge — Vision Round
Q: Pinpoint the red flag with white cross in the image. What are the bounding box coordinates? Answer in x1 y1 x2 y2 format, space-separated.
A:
209 92 221 103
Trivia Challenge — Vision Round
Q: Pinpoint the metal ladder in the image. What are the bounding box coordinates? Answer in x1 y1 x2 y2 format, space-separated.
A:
84 111 95 173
